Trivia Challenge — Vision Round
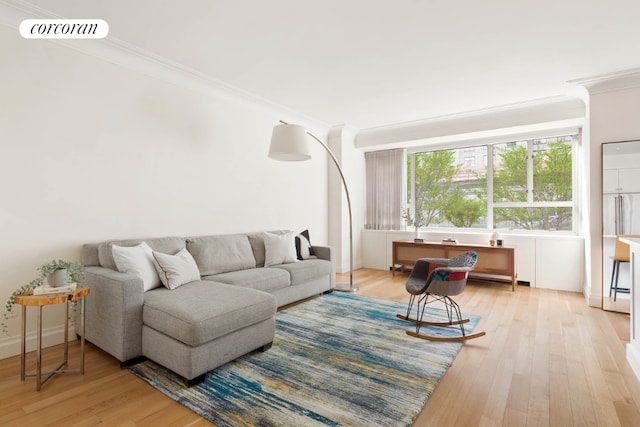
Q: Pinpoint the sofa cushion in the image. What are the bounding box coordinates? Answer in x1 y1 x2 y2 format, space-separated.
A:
270 259 333 286
98 237 186 270
143 281 276 347
187 234 256 275
203 267 290 293
81 243 100 267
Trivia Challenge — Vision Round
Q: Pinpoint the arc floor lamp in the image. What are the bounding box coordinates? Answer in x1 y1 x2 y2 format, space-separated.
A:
269 120 358 292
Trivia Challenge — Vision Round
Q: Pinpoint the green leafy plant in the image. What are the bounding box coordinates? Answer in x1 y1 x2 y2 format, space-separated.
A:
2 260 85 334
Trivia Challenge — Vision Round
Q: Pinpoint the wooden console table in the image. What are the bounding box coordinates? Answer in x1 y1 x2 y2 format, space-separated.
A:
392 240 517 291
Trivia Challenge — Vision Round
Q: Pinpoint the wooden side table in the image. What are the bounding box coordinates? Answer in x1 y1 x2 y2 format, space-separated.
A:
14 286 90 391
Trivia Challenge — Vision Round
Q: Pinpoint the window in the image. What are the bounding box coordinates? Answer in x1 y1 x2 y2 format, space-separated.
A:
406 135 576 232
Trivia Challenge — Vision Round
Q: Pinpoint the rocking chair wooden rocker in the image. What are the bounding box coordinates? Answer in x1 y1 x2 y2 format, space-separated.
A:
396 251 486 342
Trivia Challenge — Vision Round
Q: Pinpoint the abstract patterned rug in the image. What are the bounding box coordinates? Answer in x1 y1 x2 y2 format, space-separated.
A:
128 293 481 426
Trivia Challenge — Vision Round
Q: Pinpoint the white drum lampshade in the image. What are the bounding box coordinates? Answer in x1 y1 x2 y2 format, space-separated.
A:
268 124 311 161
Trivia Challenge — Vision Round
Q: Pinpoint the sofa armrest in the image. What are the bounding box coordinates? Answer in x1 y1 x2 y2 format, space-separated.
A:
77 266 145 362
312 245 336 288
312 245 333 262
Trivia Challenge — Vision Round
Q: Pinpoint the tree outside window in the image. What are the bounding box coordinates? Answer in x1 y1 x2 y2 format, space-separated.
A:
407 148 486 229
493 138 573 231
406 135 575 232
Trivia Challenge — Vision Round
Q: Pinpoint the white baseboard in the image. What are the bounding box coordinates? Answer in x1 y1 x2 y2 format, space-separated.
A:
587 294 602 308
627 342 640 382
0 325 77 360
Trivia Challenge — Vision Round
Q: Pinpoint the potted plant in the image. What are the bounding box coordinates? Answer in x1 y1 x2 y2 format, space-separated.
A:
402 207 426 242
2 260 85 333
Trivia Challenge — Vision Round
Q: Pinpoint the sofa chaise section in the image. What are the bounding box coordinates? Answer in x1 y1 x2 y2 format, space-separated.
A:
142 280 276 382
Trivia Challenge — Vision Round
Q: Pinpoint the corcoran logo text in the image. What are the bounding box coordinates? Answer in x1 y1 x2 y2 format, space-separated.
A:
20 19 109 39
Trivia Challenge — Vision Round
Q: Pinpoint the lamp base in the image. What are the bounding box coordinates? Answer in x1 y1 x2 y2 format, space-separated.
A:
334 283 359 293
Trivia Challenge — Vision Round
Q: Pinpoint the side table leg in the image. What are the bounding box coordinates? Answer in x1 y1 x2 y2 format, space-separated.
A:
36 305 42 391
20 305 26 381
63 301 69 369
80 297 86 374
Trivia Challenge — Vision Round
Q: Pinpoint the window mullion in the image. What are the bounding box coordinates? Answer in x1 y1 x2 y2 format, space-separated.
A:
408 153 416 225
487 145 494 229
527 140 534 203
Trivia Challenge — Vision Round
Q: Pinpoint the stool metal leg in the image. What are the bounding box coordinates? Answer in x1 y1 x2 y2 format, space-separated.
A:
613 260 621 301
610 260 617 297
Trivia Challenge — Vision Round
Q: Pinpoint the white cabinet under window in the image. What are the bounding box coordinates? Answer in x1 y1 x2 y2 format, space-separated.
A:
360 229 585 292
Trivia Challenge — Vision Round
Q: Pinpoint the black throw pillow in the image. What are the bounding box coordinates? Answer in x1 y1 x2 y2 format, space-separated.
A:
295 229 315 260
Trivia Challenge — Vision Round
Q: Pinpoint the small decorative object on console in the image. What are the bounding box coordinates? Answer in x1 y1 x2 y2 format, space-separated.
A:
441 237 458 245
489 231 503 247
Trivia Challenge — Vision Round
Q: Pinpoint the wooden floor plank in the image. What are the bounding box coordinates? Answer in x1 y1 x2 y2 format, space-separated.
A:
1 269 639 426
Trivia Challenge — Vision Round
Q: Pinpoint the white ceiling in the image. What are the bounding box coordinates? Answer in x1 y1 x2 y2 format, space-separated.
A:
11 0 640 130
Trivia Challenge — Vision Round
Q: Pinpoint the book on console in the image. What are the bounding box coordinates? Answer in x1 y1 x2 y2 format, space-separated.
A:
33 283 77 295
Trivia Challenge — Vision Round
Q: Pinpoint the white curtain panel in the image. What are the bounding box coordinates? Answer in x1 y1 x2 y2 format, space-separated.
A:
365 149 404 230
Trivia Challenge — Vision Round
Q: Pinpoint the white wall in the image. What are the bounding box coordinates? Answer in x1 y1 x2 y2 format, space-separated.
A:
0 26 331 355
328 125 365 274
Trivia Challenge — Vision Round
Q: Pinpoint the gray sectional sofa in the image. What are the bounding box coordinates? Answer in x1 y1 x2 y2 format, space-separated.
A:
78 231 335 384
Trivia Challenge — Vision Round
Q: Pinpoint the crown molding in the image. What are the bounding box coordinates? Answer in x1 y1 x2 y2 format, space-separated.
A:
569 68 640 95
0 0 330 131
355 96 585 150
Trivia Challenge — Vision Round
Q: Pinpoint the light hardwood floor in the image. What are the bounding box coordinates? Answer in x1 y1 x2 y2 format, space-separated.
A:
1 269 639 426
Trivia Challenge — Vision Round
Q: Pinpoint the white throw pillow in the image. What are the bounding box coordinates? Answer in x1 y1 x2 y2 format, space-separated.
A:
112 242 161 292
152 248 201 290
263 231 299 267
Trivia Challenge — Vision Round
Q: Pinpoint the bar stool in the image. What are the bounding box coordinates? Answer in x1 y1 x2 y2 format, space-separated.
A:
610 235 640 301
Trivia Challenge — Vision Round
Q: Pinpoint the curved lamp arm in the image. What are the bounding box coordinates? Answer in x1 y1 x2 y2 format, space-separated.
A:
270 120 357 291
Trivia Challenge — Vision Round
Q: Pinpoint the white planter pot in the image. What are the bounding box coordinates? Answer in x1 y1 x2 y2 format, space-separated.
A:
47 269 69 287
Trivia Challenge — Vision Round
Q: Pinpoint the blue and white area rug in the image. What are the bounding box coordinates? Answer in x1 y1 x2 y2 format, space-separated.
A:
128 293 481 427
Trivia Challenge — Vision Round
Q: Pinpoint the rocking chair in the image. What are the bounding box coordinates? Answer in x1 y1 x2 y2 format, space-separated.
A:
396 251 485 341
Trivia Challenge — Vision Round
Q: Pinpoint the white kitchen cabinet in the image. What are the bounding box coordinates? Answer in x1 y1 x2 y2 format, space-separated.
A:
603 168 640 194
